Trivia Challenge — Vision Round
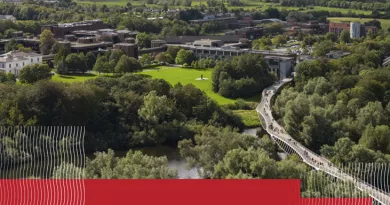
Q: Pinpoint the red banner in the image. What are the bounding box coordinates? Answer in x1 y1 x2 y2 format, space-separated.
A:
0 180 372 205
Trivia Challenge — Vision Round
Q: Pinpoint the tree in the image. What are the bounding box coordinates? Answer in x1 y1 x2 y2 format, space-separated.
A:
213 147 278 179
252 37 272 50
166 46 181 59
360 124 390 154
272 35 288 47
65 53 87 73
0 72 15 83
179 126 257 178
155 52 174 64
263 22 283 35
85 149 177 179
175 49 196 65
54 44 70 65
320 138 355 164
108 49 124 65
55 59 68 75
356 101 387 132
212 54 273 98
264 7 280 19
138 91 178 125
136 32 152 49
277 156 307 179
19 64 52 84
339 30 351 43
52 163 84 179
312 40 334 57
40 29 56 55
86 52 97 70
115 55 142 74
325 32 336 42
5 39 19 52
139 54 152 67
93 55 111 74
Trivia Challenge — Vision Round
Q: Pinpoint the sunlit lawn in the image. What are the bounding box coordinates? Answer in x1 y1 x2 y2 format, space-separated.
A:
233 110 261 128
74 0 375 15
140 66 261 105
51 66 262 105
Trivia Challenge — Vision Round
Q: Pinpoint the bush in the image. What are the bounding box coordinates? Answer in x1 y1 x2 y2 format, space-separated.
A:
212 54 273 99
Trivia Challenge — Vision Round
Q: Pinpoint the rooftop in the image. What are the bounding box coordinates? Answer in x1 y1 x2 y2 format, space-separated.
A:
71 41 113 48
0 15 15 20
189 17 237 23
169 44 295 60
162 35 240 44
0 51 42 62
114 43 137 46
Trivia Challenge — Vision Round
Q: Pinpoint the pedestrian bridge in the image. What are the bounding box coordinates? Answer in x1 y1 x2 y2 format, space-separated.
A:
256 79 390 205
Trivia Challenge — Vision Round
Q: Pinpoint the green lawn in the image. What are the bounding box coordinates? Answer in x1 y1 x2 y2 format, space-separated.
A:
51 66 262 106
328 17 390 31
74 0 375 15
233 110 261 128
141 66 236 104
141 66 261 105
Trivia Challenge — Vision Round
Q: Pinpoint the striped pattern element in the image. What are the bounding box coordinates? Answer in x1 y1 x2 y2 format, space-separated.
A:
0 126 85 205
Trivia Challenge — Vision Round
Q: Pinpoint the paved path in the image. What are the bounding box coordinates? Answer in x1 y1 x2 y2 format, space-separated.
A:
256 79 390 205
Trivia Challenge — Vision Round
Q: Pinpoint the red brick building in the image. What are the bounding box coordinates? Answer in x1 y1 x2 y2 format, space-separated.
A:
328 21 378 38
329 22 351 36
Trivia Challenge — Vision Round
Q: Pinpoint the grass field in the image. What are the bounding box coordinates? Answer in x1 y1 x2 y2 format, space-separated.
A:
233 110 261 128
328 17 390 31
140 66 261 105
141 66 236 104
74 0 374 15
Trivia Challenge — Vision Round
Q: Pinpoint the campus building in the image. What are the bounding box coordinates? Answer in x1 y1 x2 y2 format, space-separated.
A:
224 26 264 40
0 51 43 76
0 15 16 22
41 19 109 38
328 21 378 38
189 15 238 29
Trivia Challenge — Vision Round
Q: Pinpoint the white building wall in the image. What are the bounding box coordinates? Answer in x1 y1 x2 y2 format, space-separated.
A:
350 22 361 38
0 55 42 76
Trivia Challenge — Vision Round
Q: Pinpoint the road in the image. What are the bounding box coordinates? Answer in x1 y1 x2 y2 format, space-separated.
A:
256 79 390 205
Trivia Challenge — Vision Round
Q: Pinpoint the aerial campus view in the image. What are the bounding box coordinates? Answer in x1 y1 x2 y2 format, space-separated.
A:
0 0 389 204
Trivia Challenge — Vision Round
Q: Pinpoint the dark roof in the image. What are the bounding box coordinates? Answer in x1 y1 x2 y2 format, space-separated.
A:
162 35 240 44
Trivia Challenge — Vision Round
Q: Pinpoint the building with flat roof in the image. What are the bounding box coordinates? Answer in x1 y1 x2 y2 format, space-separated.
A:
193 39 223 47
190 15 238 28
0 15 16 22
326 50 351 59
41 19 109 38
329 22 351 37
225 26 263 40
153 35 240 47
113 43 138 58
0 51 43 76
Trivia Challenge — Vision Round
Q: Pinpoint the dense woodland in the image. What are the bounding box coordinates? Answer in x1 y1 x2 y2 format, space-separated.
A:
274 33 390 162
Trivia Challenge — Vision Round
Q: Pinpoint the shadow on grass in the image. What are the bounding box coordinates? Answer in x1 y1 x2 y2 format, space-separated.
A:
58 75 76 79
243 94 262 103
